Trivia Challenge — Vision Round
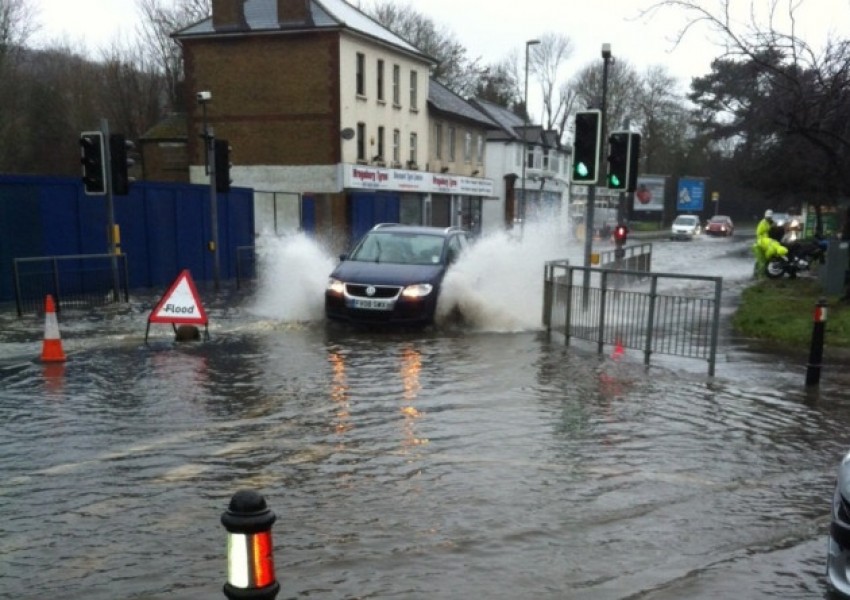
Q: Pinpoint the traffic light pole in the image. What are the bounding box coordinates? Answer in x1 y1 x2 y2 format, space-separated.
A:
582 45 612 304
200 98 221 292
207 128 221 292
101 118 121 302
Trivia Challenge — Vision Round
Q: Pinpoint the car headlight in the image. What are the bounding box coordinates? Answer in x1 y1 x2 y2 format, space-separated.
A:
327 278 345 295
401 283 433 298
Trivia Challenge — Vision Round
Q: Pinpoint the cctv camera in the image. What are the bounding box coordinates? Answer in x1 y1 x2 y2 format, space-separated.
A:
197 91 212 102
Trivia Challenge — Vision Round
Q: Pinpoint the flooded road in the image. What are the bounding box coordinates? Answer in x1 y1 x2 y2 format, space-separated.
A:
2 227 849 599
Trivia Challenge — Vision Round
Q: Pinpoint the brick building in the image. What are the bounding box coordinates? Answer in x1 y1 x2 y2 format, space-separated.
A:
167 0 497 250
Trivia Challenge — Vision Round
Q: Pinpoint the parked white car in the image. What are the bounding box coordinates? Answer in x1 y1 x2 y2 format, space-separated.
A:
670 215 702 241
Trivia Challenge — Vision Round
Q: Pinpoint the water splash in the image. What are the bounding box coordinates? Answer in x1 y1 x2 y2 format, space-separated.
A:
437 219 576 332
249 233 336 322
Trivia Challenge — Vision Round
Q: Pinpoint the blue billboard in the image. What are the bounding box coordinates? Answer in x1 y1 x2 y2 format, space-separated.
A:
677 177 705 212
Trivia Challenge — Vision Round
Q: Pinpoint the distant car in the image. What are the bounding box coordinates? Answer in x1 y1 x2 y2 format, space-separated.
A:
670 214 702 240
704 215 734 237
828 451 850 596
325 224 471 326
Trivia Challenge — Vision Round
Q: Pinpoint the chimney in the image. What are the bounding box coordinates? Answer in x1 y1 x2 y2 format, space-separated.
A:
212 0 247 32
278 0 312 26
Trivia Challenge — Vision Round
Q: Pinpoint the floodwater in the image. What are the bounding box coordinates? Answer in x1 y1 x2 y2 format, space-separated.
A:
1 224 849 600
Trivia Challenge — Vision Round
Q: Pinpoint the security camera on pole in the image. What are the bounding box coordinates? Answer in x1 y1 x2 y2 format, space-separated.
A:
198 90 221 291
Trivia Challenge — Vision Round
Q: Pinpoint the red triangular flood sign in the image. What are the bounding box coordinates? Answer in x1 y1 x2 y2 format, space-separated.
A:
149 269 208 325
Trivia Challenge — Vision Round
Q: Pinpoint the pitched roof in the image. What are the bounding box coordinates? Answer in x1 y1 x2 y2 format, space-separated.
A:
175 0 434 64
470 98 563 148
469 98 524 141
427 80 497 129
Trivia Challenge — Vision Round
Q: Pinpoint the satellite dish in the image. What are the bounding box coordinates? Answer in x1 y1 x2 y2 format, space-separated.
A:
341 128 355 140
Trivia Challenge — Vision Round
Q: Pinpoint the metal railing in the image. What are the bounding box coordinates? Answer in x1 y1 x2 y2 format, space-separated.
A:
596 242 652 272
543 261 723 376
13 253 129 316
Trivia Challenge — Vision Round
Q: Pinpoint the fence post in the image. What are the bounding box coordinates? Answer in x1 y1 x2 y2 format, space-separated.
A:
597 269 608 354
543 262 552 332
805 297 828 387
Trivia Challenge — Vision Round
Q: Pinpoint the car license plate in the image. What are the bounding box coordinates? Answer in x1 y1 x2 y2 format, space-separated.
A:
351 298 392 311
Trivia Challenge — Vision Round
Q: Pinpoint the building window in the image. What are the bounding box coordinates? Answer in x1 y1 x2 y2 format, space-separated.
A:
526 145 534 169
464 131 472 163
392 129 400 164
376 59 384 101
392 64 400 105
543 148 550 171
448 126 456 161
377 126 385 161
356 53 365 96
477 134 484 163
357 122 366 161
410 70 418 110
435 123 443 159
409 132 418 165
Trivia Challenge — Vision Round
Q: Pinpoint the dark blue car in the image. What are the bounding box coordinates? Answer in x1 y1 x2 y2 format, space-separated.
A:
325 224 471 326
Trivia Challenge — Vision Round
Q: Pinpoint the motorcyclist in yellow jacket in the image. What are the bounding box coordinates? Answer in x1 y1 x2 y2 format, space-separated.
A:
753 209 788 276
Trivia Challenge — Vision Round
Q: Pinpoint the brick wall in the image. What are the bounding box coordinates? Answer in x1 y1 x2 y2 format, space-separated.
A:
183 32 341 170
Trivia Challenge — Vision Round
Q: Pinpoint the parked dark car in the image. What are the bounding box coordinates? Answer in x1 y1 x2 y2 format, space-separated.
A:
325 224 471 326
828 451 850 596
704 215 734 237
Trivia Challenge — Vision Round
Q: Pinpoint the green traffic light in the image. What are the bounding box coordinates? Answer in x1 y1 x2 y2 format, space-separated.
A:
575 162 589 178
609 174 620 187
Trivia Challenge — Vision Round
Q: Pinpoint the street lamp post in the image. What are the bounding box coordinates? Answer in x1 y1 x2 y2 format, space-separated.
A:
520 38 540 239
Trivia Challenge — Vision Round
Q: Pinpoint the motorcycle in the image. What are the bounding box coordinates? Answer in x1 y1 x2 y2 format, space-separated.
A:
765 237 827 278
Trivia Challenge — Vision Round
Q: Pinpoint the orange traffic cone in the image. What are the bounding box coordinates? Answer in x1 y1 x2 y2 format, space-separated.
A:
41 294 66 362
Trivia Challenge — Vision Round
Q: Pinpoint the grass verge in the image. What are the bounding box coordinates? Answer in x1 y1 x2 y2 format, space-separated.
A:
732 277 850 347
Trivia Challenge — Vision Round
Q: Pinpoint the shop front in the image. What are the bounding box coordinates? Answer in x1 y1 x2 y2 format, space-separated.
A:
341 164 495 240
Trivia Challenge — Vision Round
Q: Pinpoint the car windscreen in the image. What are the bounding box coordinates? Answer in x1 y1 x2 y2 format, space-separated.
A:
674 216 697 225
349 232 446 265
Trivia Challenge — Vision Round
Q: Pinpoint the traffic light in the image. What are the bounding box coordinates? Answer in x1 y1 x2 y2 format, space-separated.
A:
109 133 135 196
80 131 106 195
614 224 629 245
572 110 601 184
214 139 232 193
607 132 642 192
607 131 629 190
625 133 641 193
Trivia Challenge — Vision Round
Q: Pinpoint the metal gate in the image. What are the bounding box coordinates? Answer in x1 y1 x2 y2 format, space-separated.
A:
543 261 723 375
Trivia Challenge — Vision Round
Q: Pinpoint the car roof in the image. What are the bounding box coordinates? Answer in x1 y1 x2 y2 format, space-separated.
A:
369 224 466 236
710 215 732 220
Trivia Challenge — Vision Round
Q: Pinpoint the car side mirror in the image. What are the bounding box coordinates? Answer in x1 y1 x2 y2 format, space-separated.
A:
339 253 347 261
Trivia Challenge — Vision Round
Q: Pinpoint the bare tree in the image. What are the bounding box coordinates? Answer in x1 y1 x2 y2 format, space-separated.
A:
99 40 165 141
135 0 210 111
650 0 850 201
632 65 689 174
527 32 574 139
361 1 483 96
0 0 37 170
570 58 642 137
0 0 36 63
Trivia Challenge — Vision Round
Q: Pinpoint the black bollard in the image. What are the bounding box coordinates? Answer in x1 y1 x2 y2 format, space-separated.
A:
221 490 280 600
805 297 828 387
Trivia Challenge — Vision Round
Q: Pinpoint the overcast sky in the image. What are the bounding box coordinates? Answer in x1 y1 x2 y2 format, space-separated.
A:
30 0 850 117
